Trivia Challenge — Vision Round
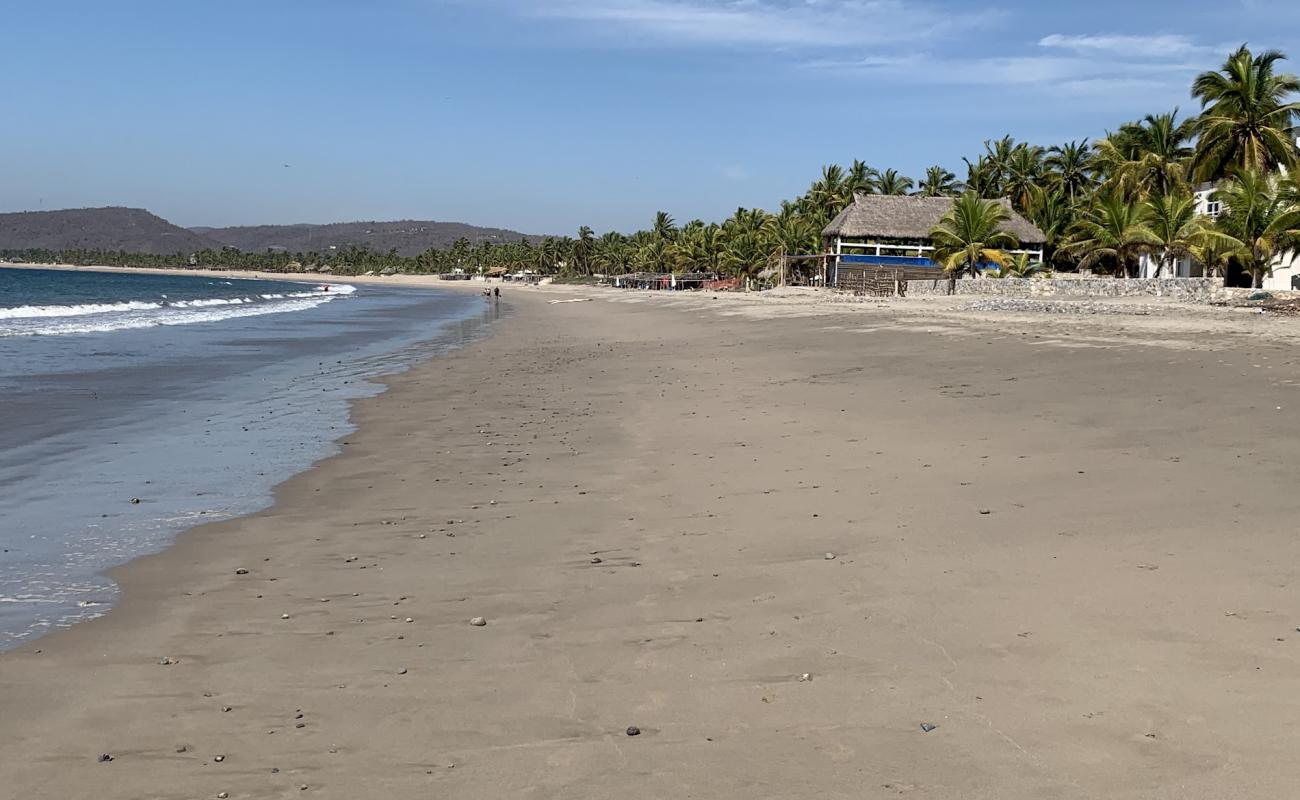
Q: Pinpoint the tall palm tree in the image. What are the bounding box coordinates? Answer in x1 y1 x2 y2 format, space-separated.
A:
806 164 852 223
573 225 596 274
1045 140 1096 203
1213 167 1300 287
915 165 960 197
1095 111 1196 200
846 160 878 196
928 192 1019 293
1065 193 1158 277
1191 45 1300 182
653 211 678 241
876 168 914 196
1002 144 1046 214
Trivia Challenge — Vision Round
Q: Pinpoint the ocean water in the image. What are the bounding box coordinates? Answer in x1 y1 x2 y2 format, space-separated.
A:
0 267 493 649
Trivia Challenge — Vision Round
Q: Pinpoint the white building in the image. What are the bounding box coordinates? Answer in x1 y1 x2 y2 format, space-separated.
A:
1139 180 1300 290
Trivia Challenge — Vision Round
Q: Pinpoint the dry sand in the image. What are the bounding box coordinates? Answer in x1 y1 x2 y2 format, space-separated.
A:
3 285 1300 799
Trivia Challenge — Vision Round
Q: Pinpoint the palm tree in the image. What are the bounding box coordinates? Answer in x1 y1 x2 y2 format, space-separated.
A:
802 164 855 224
1213 167 1300 287
1140 192 1239 278
846 160 878 196
928 192 1019 293
595 231 629 275
1002 144 1046 214
1191 45 1300 182
962 154 1001 198
1065 193 1158 277
986 252 1049 278
916 166 960 197
1188 234 1247 281
1023 185 1078 269
1095 111 1196 200
653 211 678 241
1045 140 1096 203
876 168 914 195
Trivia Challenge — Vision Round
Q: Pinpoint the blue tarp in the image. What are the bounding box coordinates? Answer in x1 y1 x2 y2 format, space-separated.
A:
839 254 934 267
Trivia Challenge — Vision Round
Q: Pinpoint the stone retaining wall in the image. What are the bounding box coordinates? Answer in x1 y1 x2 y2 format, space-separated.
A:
902 277 1255 303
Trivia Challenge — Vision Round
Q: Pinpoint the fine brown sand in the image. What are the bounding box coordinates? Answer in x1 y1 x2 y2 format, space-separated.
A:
4 287 1300 799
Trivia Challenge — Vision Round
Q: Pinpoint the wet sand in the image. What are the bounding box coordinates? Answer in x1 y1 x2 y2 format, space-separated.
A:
3 288 1300 799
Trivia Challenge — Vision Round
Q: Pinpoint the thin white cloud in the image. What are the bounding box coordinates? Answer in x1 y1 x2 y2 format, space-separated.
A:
525 0 998 48
1038 33 1208 56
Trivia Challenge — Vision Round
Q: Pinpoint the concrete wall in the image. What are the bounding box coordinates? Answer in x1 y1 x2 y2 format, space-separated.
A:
902 277 1249 303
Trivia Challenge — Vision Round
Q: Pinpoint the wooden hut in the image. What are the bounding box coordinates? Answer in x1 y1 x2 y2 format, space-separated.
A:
822 195 1046 292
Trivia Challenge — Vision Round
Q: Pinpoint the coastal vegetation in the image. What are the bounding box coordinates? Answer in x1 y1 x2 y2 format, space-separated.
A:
4 45 1298 287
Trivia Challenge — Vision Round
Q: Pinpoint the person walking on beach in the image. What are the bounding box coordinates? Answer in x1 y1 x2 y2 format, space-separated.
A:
493 286 500 301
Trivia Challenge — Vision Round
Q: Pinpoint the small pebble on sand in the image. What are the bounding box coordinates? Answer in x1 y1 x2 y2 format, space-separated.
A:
470 616 487 627
626 726 641 736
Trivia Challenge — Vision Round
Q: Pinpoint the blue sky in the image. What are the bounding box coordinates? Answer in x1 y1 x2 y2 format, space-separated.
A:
3 0 1299 235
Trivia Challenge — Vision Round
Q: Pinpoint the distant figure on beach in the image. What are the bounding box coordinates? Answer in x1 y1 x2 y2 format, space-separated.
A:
493 286 500 300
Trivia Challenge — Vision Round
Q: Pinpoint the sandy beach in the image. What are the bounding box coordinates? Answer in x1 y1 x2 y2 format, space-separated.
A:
3 285 1300 799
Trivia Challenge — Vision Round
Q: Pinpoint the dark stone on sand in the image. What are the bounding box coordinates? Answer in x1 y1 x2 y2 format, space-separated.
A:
978 509 992 515
920 723 937 733
590 557 602 564
130 498 141 504
626 726 641 737
98 753 113 762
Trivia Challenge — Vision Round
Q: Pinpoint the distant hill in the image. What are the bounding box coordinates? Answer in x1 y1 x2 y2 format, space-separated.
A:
192 220 544 257
0 207 222 255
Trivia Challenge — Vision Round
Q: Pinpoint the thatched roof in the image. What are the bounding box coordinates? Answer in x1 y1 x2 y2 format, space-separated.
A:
823 195 1046 245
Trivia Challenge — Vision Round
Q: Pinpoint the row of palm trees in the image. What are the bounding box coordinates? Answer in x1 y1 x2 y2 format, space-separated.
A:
526 44 1300 288
876 45 1300 289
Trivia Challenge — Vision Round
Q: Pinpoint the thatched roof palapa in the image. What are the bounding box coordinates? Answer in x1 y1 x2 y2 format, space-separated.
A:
822 195 1046 246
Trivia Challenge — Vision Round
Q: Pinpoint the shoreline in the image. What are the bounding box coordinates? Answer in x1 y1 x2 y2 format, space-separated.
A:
5 269 1300 797
0 270 501 650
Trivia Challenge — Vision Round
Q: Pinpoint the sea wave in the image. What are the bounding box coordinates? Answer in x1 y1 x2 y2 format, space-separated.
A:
0 284 355 332
0 301 164 320
1 293 345 337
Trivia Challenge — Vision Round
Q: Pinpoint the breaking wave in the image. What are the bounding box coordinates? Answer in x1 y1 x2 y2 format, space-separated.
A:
0 284 356 337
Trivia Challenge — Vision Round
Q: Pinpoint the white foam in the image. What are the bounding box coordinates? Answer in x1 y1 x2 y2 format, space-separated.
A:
170 297 252 308
2 295 342 337
0 301 163 320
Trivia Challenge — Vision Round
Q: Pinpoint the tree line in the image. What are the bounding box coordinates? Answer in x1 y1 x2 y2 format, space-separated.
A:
4 45 1298 287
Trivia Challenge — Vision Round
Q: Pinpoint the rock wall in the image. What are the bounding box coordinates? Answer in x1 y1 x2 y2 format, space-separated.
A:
902 277 1252 303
